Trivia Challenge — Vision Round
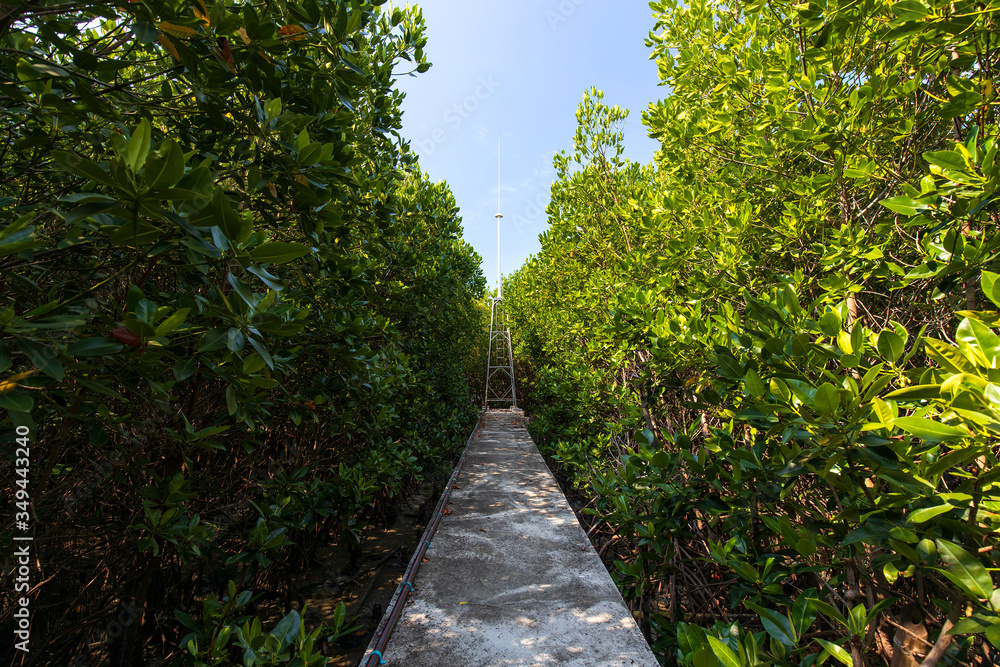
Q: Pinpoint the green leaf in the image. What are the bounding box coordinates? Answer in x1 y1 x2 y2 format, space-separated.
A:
333 601 346 630
924 338 975 374
298 142 323 166
250 242 312 264
771 378 791 402
0 392 34 412
982 271 1000 309
715 351 743 380
746 601 796 648
877 331 905 362
744 369 766 397
295 128 310 151
247 265 285 290
271 609 301 650
815 638 852 666
0 216 37 256
213 625 232 653
892 0 931 19
706 636 741 667
67 337 124 357
127 119 152 173
941 91 984 119
872 397 895 426
173 358 197 382
226 328 245 353
790 593 817 637
243 353 267 374
861 363 885 389
814 383 840 413
50 151 118 188
847 603 868 636
198 328 228 353
211 190 242 242
883 562 904 584
986 622 1000 648
880 195 922 215
174 609 200 632
936 539 993 599
796 535 817 557
812 21 833 48
918 539 937 565
957 317 1000 367
134 299 157 325
228 273 256 309
650 451 671 468
850 322 865 357
885 384 941 400
145 140 186 190
132 21 158 44
950 602 989 627
154 308 191 336
788 333 810 357
909 504 955 524
924 149 968 172
809 599 848 626
248 338 274 370
893 416 968 441
111 221 162 247
693 648 720 667
905 262 946 280
677 622 708 655
18 339 64 380
266 98 282 119
74 376 125 400
20 59 70 78
819 310 842 337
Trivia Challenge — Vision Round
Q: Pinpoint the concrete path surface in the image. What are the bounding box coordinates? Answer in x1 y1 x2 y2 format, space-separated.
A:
368 409 660 666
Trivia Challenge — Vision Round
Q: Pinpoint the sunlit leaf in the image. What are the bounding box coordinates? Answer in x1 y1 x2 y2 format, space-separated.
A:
936 539 993 599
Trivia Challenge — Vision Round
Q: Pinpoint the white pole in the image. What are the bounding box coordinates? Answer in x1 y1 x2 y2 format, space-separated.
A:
495 136 502 299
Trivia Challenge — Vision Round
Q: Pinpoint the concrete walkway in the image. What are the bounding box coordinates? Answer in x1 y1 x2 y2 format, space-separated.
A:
369 409 660 666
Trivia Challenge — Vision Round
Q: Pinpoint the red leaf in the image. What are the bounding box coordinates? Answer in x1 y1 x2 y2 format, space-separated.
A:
217 37 235 71
111 326 141 348
159 34 180 61
278 24 305 40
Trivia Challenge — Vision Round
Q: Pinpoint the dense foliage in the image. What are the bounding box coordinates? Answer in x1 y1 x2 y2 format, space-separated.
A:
0 0 485 664
506 1 1000 665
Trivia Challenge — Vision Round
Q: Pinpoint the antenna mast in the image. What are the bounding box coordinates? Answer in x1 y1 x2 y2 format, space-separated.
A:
495 136 502 298
483 135 517 409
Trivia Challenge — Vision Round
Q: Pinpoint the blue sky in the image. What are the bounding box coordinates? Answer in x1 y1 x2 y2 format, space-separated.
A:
389 1 665 293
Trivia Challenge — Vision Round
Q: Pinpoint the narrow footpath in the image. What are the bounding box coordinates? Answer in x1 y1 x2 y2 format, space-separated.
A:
364 409 659 666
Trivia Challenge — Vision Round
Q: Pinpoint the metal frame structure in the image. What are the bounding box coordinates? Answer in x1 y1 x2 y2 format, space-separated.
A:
484 136 517 408
484 296 517 408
